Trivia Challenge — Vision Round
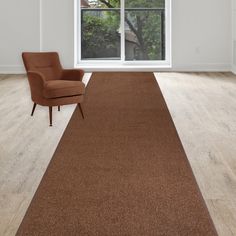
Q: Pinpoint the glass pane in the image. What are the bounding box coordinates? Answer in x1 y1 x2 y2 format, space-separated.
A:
81 0 120 8
81 10 121 60
125 0 165 8
125 10 165 61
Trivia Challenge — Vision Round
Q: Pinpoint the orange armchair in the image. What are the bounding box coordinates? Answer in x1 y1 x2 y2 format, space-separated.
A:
22 52 85 126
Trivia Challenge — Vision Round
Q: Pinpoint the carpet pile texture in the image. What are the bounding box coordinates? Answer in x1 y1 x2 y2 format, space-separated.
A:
17 72 217 235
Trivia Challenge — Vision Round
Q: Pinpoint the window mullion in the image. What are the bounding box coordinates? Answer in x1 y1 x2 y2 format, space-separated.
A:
120 0 125 63
78 0 81 63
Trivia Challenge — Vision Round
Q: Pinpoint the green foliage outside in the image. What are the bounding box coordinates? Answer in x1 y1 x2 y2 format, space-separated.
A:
125 0 164 8
82 11 121 59
81 0 165 60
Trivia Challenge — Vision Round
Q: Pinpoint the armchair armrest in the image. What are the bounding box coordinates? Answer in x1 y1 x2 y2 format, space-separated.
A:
27 71 46 100
27 71 46 82
61 69 84 82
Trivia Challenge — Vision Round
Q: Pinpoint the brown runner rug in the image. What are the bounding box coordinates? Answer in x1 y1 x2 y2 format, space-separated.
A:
17 72 217 235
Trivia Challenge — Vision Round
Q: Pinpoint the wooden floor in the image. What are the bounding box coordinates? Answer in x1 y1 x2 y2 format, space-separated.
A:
0 72 236 236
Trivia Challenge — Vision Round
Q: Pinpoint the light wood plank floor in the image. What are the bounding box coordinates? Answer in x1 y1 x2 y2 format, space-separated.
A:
0 72 236 236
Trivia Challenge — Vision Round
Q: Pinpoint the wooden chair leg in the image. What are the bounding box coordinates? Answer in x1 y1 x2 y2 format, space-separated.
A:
31 103 37 116
58 106 60 111
49 106 53 126
78 103 84 119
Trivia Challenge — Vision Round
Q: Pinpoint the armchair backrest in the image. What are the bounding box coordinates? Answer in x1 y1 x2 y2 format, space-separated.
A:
22 52 63 81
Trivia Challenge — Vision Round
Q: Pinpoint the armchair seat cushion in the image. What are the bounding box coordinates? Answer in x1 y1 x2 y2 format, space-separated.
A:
43 80 85 99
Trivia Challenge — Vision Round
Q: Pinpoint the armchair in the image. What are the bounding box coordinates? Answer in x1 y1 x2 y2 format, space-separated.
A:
22 52 85 126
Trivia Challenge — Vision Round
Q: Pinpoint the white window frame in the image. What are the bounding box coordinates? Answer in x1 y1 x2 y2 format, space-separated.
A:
74 0 172 69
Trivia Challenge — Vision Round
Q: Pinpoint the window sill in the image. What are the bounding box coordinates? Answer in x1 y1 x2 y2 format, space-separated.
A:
75 63 172 72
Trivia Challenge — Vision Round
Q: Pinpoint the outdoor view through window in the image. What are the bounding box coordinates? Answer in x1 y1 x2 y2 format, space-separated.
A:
80 0 166 62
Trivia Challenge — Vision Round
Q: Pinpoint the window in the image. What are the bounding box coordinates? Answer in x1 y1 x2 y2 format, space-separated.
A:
76 0 171 66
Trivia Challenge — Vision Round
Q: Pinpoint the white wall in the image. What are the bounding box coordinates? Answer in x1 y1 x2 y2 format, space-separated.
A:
232 0 236 74
0 0 232 73
172 0 231 71
0 0 40 73
41 0 74 68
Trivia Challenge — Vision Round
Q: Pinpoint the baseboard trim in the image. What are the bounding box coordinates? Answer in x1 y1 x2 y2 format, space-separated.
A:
172 63 231 72
0 63 231 74
0 65 25 74
231 65 236 75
